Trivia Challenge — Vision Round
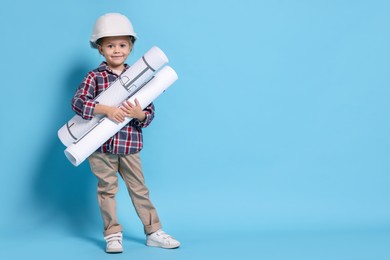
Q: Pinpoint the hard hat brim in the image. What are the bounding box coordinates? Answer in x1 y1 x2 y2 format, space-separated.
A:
89 34 137 49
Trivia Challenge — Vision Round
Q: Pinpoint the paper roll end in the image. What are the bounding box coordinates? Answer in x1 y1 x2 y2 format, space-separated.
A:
64 149 81 167
144 46 169 69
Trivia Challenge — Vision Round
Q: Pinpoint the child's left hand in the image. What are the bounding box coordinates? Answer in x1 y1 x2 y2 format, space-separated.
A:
121 98 146 121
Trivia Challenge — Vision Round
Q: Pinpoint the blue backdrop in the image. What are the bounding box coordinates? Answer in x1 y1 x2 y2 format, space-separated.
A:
1 0 389 259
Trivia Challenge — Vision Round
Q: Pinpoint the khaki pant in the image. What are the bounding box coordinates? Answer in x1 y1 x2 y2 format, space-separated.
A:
88 151 162 237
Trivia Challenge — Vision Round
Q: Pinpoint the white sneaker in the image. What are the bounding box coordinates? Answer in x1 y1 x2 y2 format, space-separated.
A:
146 229 180 249
104 232 123 253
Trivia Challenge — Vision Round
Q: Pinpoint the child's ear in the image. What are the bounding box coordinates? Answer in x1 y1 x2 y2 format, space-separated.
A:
98 45 104 56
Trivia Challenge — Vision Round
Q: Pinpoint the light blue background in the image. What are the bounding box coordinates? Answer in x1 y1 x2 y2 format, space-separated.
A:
1 0 389 259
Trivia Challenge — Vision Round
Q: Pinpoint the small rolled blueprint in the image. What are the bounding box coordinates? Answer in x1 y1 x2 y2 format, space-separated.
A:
63 66 178 166
58 46 168 147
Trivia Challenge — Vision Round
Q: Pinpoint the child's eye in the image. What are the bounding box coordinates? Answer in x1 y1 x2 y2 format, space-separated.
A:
107 44 114 48
120 44 127 48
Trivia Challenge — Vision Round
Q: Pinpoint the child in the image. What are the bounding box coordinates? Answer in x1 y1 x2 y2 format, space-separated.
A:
71 13 180 253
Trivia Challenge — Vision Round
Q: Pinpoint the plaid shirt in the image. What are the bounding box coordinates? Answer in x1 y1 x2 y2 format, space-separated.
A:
72 62 155 154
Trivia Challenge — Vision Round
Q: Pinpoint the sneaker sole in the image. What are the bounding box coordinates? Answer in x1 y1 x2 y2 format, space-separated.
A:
146 241 180 249
106 248 123 254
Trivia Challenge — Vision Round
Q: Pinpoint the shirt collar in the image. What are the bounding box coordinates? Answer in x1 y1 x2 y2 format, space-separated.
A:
97 62 130 73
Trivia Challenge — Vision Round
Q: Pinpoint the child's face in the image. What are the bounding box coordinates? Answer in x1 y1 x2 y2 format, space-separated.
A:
98 36 132 70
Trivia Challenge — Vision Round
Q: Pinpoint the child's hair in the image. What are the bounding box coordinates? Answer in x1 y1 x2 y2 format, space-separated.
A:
96 35 136 46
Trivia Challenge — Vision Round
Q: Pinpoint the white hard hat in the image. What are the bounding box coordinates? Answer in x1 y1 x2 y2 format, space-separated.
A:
90 13 137 48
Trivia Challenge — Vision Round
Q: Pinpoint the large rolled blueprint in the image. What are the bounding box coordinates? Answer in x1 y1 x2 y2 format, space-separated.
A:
63 66 178 167
58 46 168 147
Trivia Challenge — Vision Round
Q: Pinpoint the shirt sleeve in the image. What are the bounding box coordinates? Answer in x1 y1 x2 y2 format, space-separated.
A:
71 72 98 120
135 102 155 128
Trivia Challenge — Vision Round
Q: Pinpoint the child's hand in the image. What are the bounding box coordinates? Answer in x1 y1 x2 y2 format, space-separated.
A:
106 107 127 123
121 99 146 121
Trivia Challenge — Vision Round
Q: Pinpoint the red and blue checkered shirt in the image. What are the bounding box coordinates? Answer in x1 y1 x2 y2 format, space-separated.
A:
72 62 155 154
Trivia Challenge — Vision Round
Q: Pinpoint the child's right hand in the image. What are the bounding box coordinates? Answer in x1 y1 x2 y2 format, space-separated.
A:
106 106 127 123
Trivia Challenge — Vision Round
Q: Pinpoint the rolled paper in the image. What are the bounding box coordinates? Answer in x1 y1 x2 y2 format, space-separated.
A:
64 66 178 166
58 46 169 147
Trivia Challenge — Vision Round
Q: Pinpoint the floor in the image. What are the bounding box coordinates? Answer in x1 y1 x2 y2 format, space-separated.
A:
1 227 389 260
